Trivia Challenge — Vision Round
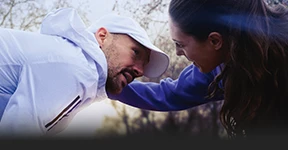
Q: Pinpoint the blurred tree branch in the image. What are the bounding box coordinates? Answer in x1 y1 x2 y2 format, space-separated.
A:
0 0 89 31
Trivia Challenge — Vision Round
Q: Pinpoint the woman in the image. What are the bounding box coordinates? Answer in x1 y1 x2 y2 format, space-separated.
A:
108 0 288 139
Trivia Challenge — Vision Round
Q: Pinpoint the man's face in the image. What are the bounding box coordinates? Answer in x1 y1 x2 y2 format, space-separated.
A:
95 28 151 94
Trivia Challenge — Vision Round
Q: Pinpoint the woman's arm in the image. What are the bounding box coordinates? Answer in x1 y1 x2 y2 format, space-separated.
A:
108 64 223 111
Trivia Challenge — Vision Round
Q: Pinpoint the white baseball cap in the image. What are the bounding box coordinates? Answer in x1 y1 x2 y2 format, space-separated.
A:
87 14 170 78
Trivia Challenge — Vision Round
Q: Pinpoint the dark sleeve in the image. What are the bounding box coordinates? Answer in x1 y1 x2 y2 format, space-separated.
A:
108 64 224 111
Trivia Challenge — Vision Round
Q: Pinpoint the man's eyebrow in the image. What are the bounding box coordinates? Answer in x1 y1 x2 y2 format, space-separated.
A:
144 48 151 65
138 45 150 63
172 39 181 43
135 42 147 52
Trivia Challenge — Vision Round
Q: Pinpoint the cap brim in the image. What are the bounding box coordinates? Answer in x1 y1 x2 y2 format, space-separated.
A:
144 49 170 78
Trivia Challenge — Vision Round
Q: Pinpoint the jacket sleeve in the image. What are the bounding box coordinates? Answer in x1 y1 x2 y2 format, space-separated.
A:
0 63 96 137
108 64 223 111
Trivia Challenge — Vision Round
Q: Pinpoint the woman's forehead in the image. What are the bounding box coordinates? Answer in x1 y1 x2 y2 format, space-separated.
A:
168 19 191 42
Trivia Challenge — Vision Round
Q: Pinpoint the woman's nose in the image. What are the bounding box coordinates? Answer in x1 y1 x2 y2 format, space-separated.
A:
176 49 185 56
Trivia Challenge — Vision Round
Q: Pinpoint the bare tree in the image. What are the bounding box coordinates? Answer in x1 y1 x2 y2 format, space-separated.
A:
0 0 47 31
0 0 89 31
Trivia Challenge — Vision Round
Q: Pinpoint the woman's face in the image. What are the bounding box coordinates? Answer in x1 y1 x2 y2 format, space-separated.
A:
169 18 226 73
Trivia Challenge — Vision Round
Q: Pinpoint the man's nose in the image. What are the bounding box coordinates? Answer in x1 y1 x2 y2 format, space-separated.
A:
133 63 144 77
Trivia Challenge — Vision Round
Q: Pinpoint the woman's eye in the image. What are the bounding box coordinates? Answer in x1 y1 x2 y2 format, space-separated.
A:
175 43 184 48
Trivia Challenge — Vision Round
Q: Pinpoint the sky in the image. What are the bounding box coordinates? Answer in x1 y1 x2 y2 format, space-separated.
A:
85 0 116 20
69 0 155 22
42 0 116 21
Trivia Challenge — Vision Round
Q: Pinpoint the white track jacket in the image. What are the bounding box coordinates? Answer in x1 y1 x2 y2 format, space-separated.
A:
0 8 108 137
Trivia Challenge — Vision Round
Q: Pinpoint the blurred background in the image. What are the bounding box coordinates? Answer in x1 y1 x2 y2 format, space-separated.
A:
1 0 287 140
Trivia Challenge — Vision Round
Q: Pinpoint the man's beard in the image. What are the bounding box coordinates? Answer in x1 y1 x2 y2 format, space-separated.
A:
105 68 123 94
102 40 123 94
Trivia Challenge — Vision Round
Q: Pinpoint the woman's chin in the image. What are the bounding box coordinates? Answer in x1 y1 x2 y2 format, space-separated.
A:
200 67 216 74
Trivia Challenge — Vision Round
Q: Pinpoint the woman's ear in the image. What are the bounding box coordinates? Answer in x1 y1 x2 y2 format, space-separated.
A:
208 32 223 51
94 27 109 48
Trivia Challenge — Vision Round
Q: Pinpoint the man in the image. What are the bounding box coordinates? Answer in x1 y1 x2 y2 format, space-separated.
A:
0 8 169 138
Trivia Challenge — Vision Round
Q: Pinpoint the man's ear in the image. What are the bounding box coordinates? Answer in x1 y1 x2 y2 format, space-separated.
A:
208 32 223 51
95 27 109 48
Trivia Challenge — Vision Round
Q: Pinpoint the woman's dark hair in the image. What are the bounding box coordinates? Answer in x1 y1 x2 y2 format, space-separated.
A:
169 0 288 138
